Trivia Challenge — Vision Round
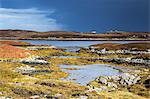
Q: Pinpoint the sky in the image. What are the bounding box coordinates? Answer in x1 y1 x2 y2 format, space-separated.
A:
0 0 149 33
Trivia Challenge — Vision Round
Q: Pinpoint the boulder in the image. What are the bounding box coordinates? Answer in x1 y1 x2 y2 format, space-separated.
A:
111 75 120 81
98 77 107 85
54 93 64 98
92 73 142 93
120 73 130 81
107 82 117 88
132 76 140 84
87 86 107 93
79 96 88 99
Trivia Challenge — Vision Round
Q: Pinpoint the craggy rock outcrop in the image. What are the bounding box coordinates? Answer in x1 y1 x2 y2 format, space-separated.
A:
19 58 49 65
88 73 141 92
16 66 36 74
16 66 51 75
96 73 141 86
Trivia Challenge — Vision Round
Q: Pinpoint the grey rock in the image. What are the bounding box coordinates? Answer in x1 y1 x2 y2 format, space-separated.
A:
0 96 13 99
133 76 141 84
87 86 107 93
16 66 36 74
127 79 133 86
130 75 136 80
94 88 103 92
54 93 63 98
98 77 107 84
100 86 108 91
79 96 88 99
120 79 126 86
20 57 49 65
107 82 117 88
118 73 141 86
93 73 142 93
120 73 130 80
111 75 120 81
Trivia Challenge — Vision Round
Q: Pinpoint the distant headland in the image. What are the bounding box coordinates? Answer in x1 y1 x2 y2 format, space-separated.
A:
0 29 149 41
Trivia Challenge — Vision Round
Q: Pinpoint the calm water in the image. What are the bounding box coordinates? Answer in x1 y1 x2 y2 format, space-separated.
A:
59 64 120 85
20 40 147 48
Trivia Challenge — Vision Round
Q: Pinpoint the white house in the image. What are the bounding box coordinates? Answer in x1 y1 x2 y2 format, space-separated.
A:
91 30 97 34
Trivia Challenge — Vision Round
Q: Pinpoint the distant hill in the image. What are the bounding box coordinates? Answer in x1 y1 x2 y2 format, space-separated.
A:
0 29 149 40
90 42 150 50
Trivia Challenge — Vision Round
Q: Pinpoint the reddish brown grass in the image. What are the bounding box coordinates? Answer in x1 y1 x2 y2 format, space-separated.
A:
0 40 31 46
0 44 33 58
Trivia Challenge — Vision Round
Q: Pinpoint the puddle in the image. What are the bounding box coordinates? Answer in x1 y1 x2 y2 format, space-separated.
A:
59 64 121 85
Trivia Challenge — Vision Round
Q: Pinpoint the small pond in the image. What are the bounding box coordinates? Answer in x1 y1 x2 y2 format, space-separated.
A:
59 64 121 85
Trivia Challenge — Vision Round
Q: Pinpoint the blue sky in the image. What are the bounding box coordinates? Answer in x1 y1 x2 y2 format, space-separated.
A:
0 0 149 32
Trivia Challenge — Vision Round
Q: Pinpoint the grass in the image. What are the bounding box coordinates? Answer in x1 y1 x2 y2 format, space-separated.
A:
0 61 88 98
49 58 92 65
33 71 68 79
97 90 146 99
0 62 25 83
34 48 77 57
